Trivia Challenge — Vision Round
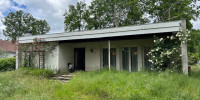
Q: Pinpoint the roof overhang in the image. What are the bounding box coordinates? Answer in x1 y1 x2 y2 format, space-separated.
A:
18 20 182 43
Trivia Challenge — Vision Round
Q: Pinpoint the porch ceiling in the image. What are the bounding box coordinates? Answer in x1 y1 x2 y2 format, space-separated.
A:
18 20 182 43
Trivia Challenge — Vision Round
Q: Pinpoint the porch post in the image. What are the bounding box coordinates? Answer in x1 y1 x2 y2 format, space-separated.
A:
181 19 188 75
108 40 111 70
16 38 19 70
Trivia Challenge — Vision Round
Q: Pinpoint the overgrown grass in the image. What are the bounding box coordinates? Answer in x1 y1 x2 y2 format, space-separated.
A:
0 66 200 100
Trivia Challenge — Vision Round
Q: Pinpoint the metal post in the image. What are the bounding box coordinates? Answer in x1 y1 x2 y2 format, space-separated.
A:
108 40 111 70
181 19 188 75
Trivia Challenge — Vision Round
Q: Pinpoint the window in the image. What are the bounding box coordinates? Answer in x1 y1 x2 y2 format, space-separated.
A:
122 48 129 71
131 47 138 72
103 48 116 69
144 46 152 70
121 47 138 71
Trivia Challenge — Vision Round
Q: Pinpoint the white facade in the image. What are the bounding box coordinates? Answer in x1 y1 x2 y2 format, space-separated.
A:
16 20 185 73
56 38 154 72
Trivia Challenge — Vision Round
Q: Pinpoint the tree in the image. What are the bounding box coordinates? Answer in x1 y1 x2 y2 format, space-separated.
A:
64 0 150 31
87 0 149 28
64 2 86 32
148 0 200 29
188 29 200 64
2 10 50 41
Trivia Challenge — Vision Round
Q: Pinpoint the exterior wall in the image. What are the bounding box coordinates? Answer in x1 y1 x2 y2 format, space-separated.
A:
17 38 153 72
45 43 59 71
58 38 154 72
17 42 59 72
59 43 74 72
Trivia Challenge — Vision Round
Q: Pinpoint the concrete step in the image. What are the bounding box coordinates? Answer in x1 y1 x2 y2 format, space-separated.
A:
61 80 69 83
61 74 76 77
52 77 71 80
52 73 76 83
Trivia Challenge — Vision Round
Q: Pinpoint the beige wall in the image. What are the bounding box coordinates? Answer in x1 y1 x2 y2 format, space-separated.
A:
58 38 154 72
58 43 74 72
18 38 153 72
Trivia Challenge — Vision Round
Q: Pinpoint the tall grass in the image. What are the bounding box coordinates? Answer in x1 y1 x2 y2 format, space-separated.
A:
0 67 200 100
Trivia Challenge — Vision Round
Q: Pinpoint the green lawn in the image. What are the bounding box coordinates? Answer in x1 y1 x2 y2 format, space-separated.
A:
0 66 200 100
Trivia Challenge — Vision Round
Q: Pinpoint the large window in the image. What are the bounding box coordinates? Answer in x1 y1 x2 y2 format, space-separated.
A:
103 48 116 69
144 46 152 70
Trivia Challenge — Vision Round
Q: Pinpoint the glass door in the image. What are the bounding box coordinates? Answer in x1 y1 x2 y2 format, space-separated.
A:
103 48 116 69
131 47 138 72
122 48 129 71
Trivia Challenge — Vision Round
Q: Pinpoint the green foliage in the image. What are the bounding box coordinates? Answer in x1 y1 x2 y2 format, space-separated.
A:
188 29 200 64
148 35 182 71
64 2 86 32
0 57 16 72
19 67 54 79
2 10 50 41
147 0 199 29
64 0 199 31
1 68 200 99
148 26 191 71
0 68 57 99
64 0 150 31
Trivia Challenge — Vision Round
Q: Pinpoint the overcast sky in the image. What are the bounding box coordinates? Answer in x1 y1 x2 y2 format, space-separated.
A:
0 0 199 40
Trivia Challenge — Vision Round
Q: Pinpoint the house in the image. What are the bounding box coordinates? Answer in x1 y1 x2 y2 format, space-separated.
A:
16 19 188 73
0 39 16 58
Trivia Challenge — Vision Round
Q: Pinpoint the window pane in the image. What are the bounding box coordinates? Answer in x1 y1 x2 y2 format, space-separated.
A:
122 48 129 71
111 48 116 69
103 48 116 69
103 49 108 67
144 46 151 70
131 47 138 72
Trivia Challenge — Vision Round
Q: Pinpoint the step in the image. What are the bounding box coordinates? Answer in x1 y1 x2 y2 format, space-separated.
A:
61 80 69 83
61 74 76 77
52 77 72 80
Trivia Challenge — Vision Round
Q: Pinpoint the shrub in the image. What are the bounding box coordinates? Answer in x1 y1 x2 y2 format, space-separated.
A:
148 28 191 72
0 57 16 72
19 67 54 78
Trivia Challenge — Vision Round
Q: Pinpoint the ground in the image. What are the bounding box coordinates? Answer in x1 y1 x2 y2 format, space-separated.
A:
0 66 200 100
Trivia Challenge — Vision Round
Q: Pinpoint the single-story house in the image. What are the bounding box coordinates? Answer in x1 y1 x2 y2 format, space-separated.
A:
0 39 16 58
16 19 188 73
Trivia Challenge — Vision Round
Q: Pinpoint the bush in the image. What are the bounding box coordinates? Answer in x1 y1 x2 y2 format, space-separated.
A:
19 67 54 79
0 57 16 72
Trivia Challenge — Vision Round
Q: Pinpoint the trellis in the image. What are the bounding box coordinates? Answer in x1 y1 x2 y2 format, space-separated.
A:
23 50 45 68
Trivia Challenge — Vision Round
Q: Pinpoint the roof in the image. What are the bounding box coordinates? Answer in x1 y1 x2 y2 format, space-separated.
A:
19 20 182 43
0 40 16 53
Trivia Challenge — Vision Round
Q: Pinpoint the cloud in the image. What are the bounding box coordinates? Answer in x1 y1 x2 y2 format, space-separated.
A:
191 19 200 29
12 0 81 33
0 0 199 40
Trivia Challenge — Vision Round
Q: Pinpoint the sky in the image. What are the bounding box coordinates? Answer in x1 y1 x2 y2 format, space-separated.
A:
0 0 199 40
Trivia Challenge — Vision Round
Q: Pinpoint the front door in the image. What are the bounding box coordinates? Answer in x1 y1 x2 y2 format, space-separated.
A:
74 48 85 71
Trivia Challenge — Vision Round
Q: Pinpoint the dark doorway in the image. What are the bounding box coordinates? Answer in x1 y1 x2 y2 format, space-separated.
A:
74 48 85 71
